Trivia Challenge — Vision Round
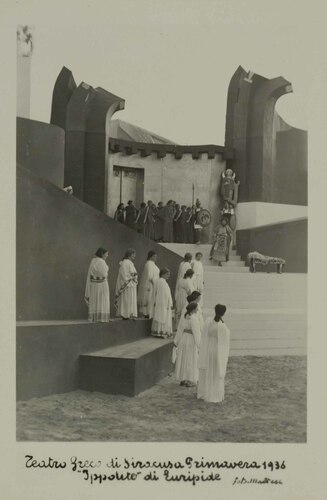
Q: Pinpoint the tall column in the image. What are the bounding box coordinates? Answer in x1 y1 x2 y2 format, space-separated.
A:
17 25 34 118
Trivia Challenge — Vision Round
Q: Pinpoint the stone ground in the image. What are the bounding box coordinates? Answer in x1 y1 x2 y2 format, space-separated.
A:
16 356 306 442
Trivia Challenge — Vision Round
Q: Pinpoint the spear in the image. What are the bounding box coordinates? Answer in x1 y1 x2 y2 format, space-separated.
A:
192 183 194 207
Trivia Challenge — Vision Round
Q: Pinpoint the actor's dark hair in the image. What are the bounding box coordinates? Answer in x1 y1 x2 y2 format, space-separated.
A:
187 291 201 303
123 248 136 260
184 253 193 262
95 248 108 258
159 267 170 277
214 304 227 322
184 269 195 279
195 252 203 258
184 302 198 318
147 250 157 260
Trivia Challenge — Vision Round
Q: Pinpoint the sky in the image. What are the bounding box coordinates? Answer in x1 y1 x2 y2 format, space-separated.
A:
21 1 319 145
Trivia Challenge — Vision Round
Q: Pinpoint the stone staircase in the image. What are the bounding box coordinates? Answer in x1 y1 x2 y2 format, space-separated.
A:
160 243 248 272
160 243 307 356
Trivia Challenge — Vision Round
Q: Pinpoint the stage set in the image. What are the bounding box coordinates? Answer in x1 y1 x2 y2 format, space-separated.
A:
16 28 307 402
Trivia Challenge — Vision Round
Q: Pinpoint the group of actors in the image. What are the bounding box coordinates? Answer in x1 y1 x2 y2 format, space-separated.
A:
85 247 230 403
114 198 205 244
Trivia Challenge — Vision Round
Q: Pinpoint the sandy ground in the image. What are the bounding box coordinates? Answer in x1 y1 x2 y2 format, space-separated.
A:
17 356 306 442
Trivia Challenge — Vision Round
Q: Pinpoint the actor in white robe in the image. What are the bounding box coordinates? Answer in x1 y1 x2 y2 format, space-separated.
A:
151 269 173 338
85 250 110 322
137 253 160 318
175 254 193 299
192 254 204 305
174 304 201 385
115 251 138 319
175 271 195 324
197 310 230 403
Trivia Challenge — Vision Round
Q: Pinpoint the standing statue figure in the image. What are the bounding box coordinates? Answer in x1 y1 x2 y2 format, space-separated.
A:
220 169 240 248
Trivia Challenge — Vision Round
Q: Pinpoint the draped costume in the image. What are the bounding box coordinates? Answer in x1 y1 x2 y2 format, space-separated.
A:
197 318 230 403
137 260 160 317
85 257 110 322
151 277 173 338
115 259 138 318
175 314 201 383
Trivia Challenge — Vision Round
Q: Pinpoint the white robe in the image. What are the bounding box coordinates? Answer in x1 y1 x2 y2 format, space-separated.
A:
137 260 160 317
151 278 173 337
192 260 204 305
175 315 201 383
115 259 138 318
175 261 192 299
175 277 195 317
85 257 110 322
197 318 230 403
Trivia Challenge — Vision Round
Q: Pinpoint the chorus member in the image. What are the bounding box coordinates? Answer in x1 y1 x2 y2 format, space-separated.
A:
185 207 193 243
162 200 175 243
115 248 138 319
154 202 164 242
174 302 201 387
192 252 204 305
137 250 160 318
135 202 147 235
144 200 155 240
179 205 188 243
151 267 173 338
114 203 125 224
175 253 193 299
179 291 204 333
85 248 110 322
125 200 137 230
173 204 181 242
175 268 195 325
197 304 230 403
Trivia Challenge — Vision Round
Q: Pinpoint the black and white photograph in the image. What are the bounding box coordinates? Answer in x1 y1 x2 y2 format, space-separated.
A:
1 0 327 499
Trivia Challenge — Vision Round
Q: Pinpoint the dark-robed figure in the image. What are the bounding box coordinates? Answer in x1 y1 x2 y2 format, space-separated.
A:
144 200 155 240
125 200 137 230
114 203 125 224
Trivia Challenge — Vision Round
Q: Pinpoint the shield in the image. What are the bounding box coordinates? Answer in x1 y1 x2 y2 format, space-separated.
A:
197 209 212 227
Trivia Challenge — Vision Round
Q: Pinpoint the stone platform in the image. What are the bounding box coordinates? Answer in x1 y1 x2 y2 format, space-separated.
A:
79 338 173 396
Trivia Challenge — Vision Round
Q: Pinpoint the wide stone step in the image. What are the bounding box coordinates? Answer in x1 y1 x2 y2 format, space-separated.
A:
79 338 173 397
230 347 306 356
203 266 250 273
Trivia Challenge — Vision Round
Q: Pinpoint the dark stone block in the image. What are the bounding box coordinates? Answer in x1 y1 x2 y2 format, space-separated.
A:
79 338 174 396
